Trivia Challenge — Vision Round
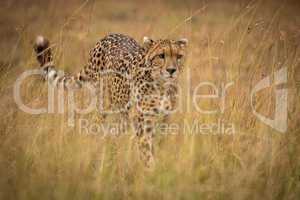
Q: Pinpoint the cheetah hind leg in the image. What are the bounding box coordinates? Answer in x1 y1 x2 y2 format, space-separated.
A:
116 111 130 136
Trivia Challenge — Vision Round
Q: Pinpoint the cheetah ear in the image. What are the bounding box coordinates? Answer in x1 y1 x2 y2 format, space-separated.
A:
143 36 154 51
177 38 188 48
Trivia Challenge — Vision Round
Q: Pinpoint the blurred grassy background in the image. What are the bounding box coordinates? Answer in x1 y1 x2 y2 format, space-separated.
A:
0 0 300 199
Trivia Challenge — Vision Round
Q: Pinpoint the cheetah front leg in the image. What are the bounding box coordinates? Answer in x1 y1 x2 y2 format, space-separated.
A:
134 112 157 169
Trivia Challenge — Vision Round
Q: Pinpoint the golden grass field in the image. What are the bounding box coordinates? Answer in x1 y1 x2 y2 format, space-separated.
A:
0 0 300 199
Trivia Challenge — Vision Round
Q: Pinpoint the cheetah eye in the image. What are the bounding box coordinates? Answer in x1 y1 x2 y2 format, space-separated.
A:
177 54 183 60
158 53 165 59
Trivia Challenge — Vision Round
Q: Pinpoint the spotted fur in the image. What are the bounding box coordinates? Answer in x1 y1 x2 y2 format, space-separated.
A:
34 33 188 168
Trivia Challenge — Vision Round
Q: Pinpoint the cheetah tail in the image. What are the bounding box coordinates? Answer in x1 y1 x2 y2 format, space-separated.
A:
34 36 84 89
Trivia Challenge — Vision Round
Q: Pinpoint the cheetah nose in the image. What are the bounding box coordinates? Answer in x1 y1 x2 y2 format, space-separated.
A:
166 68 176 75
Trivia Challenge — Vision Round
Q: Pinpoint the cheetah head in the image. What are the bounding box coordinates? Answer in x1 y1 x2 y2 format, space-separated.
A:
143 37 188 82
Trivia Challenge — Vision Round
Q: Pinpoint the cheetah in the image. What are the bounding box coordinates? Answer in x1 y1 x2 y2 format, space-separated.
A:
33 33 188 168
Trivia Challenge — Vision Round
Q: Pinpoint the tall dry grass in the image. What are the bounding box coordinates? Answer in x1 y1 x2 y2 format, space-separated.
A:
0 0 299 199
